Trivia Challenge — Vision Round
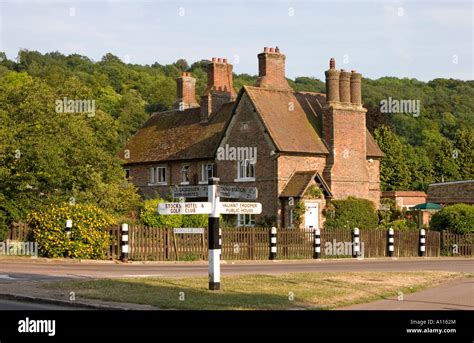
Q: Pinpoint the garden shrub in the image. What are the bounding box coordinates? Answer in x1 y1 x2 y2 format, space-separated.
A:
324 196 378 229
28 203 115 258
430 204 474 234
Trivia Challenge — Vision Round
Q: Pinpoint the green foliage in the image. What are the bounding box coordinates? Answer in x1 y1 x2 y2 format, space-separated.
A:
140 199 182 228
28 203 115 258
388 218 417 231
304 185 323 199
182 214 208 228
324 197 379 230
430 204 474 234
292 200 306 227
139 199 212 229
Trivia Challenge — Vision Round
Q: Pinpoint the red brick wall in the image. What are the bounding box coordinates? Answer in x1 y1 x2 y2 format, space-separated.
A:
323 104 370 201
126 160 213 199
215 93 278 224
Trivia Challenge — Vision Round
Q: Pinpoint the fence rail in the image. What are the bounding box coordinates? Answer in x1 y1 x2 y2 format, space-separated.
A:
8 224 469 260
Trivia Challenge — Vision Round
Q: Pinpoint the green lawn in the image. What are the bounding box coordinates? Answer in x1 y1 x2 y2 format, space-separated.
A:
45 271 468 310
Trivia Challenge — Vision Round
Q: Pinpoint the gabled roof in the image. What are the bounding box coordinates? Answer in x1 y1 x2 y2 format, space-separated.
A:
244 86 329 154
280 170 332 198
119 103 234 164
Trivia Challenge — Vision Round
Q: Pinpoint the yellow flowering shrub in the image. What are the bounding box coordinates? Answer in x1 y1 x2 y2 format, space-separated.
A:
28 203 116 259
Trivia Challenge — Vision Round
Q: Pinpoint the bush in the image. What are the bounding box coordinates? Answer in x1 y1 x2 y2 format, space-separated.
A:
430 204 474 234
182 214 208 228
28 203 115 258
388 218 417 231
324 197 379 230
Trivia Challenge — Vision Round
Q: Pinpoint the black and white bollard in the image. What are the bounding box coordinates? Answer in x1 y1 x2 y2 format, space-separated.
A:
313 228 321 259
388 228 394 257
208 177 220 290
270 227 277 260
352 227 360 258
419 228 426 257
65 219 73 239
121 223 129 262
219 228 222 256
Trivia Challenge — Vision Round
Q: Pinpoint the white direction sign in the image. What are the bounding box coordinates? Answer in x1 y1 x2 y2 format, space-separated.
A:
219 202 262 214
217 186 258 200
173 228 205 234
158 202 212 215
171 186 208 198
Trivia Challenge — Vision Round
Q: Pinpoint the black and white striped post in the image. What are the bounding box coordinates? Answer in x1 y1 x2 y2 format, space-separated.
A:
65 219 73 239
121 223 129 262
313 228 321 259
352 227 360 258
208 177 220 290
269 227 277 260
419 228 426 257
388 228 394 257
219 228 222 256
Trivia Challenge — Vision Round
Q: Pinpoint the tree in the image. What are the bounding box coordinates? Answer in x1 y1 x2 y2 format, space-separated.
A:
374 125 411 190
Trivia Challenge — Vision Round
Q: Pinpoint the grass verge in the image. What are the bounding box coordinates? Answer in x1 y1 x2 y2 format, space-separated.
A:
44 271 468 310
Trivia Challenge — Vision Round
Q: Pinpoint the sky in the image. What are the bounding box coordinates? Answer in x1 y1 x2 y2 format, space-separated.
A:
0 0 472 81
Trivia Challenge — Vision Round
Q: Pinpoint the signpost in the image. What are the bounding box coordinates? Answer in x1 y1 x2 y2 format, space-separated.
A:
217 186 257 200
173 228 205 234
157 202 212 215
171 185 208 198
158 179 260 291
219 202 262 214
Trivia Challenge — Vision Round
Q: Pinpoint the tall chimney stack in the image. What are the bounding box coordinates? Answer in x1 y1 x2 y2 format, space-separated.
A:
350 70 362 106
325 58 340 103
200 58 236 122
174 72 199 110
339 69 351 104
255 46 291 90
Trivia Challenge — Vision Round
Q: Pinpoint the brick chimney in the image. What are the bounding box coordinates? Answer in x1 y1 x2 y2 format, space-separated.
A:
322 58 369 202
174 72 199 110
200 57 236 122
255 46 291 90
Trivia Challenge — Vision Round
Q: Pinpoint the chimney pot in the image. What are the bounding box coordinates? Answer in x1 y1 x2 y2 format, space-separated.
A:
269 48 275 53
218 58 223 63
212 57 217 62
264 47 269 52
223 58 228 63
329 58 336 69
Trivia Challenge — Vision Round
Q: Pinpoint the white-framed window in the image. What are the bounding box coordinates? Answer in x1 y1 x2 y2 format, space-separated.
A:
236 159 255 181
237 214 256 227
149 166 167 185
180 165 190 184
200 163 215 183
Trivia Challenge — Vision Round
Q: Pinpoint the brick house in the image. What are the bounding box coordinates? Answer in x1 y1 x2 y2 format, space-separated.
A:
119 47 383 228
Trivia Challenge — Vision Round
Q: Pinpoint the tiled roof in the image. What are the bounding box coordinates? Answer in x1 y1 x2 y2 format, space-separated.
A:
120 85 383 164
119 103 233 164
280 171 317 197
244 86 329 154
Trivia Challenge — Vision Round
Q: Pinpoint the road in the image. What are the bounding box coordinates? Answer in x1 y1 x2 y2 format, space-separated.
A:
339 278 474 310
0 299 76 310
0 257 472 281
